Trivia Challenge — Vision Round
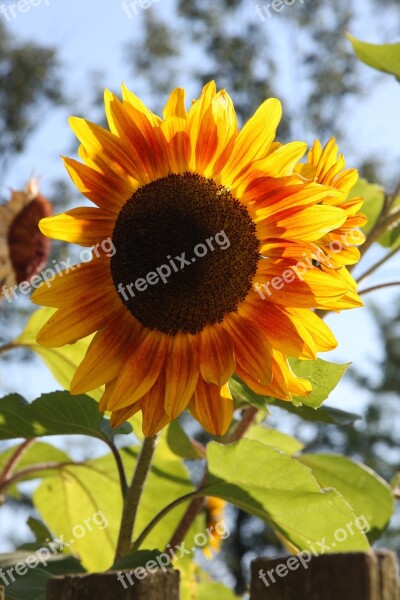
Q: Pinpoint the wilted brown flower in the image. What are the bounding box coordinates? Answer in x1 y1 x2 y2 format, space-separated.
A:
0 178 51 302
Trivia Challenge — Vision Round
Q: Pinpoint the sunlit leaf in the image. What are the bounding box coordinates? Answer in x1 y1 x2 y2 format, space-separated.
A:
297 454 394 542
201 440 370 553
350 177 385 234
34 447 194 571
245 425 304 455
289 358 350 408
348 34 400 79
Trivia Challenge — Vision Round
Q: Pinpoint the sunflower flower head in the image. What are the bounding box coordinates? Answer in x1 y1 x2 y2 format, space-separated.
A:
1 178 51 301
32 82 364 436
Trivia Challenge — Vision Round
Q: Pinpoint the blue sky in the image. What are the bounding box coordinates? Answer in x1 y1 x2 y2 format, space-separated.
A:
0 0 400 549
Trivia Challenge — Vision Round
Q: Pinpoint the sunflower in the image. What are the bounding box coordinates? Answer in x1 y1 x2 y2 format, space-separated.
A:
1 179 51 302
32 82 363 436
295 138 367 309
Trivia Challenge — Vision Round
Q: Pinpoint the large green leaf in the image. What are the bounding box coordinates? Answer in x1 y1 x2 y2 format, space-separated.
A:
201 440 370 553
12 307 102 401
0 392 131 442
297 454 394 542
348 34 400 79
34 447 194 571
34 461 122 572
245 425 304 455
0 552 84 600
289 359 350 408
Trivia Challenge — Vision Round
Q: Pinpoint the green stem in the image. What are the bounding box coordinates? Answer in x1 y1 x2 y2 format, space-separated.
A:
104 439 128 497
133 491 200 552
114 435 158 562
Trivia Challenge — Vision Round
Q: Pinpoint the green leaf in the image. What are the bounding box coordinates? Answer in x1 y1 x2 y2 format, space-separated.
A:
202 440 370 553
231 360 349 412
246 425 304 455
289 358 350 408
166 420 205 460
347 34 400 79
269 401 361 425
20 518 53 551
351 177 400 249
229 375 271 411
0 552 84 600
197 583 240 599
12 307 103 401
350 177 385 235
34 447 194 571
34 461 122 572
297 454 394 543
0 392 131 442
112 549 163 570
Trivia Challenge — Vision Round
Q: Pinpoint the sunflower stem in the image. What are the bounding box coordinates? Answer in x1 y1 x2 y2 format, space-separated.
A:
114 434 158 562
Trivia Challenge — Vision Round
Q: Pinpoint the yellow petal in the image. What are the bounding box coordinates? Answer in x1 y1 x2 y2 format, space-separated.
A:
39 208 115 246
163 88 187 120
71 313 142 394
31 258 112 308
107 330 168 410
63 157 136 213
164 333 199 418
37 292 124 347
199 324 236 385
190 379 233 436
221 98 282 185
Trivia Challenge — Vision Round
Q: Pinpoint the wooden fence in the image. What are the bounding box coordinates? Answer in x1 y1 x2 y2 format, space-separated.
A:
1 550 399 599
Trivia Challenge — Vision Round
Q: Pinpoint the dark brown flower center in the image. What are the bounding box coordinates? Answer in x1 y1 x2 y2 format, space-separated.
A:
111 172 259 335
8 196 52 284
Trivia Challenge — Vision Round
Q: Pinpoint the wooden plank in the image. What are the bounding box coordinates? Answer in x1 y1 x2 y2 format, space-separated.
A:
250 551 399 599
47 569 180 600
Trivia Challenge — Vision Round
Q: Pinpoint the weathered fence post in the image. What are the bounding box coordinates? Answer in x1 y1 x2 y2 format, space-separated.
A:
250 550 399 600
46 569 180 600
